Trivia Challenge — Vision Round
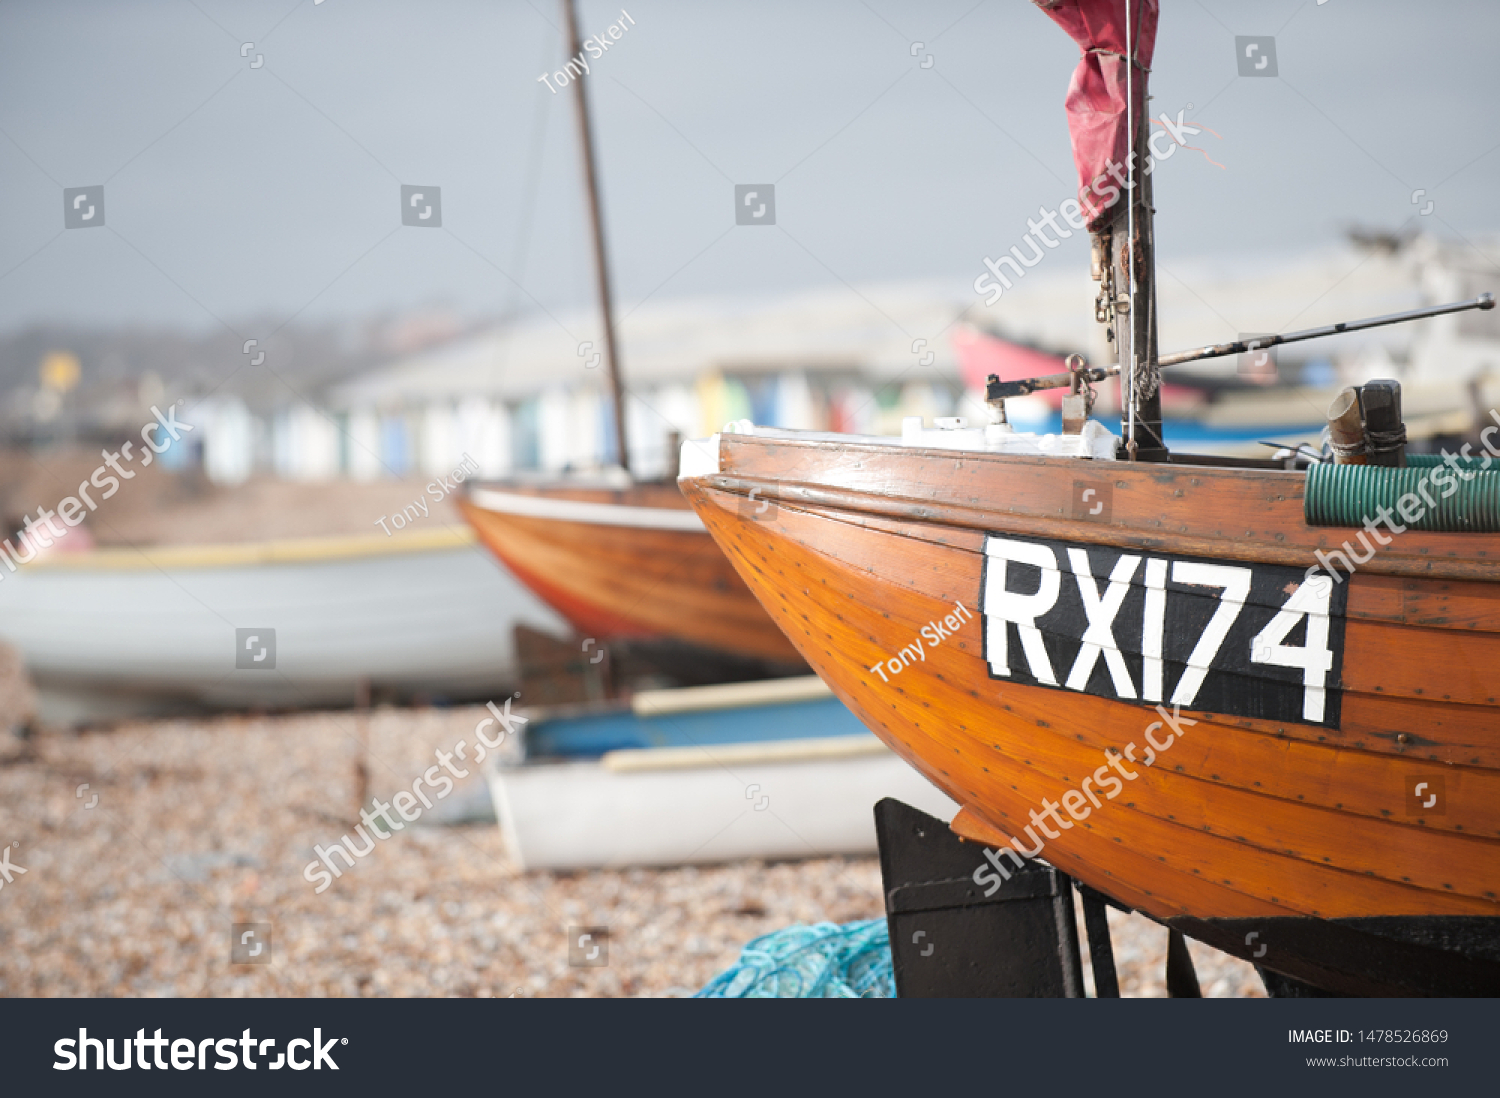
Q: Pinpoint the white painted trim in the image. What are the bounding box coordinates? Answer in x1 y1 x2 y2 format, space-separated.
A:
486 749 958 869
631 674 832 717
675 419 1119 468
23 526 476 572
468 487 706 531
601 733 887 773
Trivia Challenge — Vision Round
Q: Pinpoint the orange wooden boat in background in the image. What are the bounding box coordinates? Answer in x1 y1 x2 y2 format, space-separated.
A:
459 480 803 666
453 1 804 677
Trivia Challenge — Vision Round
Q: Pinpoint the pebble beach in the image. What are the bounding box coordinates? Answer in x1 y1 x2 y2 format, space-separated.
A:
0 706 1264 998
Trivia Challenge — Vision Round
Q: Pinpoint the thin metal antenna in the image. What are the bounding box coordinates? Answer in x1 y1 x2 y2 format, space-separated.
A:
1158 293 1496 367
983 295 1497 401
1124 0 1138 460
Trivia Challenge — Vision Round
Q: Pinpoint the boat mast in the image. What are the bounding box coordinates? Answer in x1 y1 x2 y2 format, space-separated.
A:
1112 0 1166 462
562 0 630 473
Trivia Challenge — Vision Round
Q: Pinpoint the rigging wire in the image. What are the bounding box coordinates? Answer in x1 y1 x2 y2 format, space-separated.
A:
505 51 554 323
1124 0 1138 459
492 32 557 387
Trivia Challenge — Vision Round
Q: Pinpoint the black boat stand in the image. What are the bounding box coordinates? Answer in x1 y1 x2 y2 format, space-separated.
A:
876 797 1254 998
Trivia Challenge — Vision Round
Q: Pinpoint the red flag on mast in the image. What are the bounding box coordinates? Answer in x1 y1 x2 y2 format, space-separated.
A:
1034 0 1158 231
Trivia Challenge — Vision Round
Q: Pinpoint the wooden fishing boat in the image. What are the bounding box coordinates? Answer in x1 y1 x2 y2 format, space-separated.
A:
458 481 802 664
676 0 1500 994
454 2 801 671
680 419 1500 994
486 676 954 869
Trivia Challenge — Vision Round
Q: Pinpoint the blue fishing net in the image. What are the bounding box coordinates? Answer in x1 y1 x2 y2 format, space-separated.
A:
695 919 895 998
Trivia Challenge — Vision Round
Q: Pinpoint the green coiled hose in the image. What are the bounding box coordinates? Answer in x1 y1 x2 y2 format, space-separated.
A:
1305 458 1500 531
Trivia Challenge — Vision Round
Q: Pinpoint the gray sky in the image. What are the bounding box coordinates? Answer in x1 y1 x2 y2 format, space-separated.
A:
0 0 1495 338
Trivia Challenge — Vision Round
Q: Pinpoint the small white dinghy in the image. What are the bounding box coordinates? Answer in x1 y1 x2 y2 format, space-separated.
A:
0 526 565 723
486 676 956 870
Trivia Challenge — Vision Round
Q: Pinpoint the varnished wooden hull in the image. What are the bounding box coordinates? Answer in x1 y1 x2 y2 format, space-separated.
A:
681 433 1500 994
458 481 802 664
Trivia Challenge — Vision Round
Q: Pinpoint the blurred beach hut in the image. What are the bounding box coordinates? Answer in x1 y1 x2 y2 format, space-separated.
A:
325 283 976 478
170 238 1497 483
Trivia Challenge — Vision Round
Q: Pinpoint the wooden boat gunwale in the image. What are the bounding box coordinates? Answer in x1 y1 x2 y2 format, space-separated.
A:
700 429 1500 582
458 482 805 662
468 484 705 531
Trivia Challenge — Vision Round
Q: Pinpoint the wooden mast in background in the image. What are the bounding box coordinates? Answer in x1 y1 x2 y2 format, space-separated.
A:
562 0 630 473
